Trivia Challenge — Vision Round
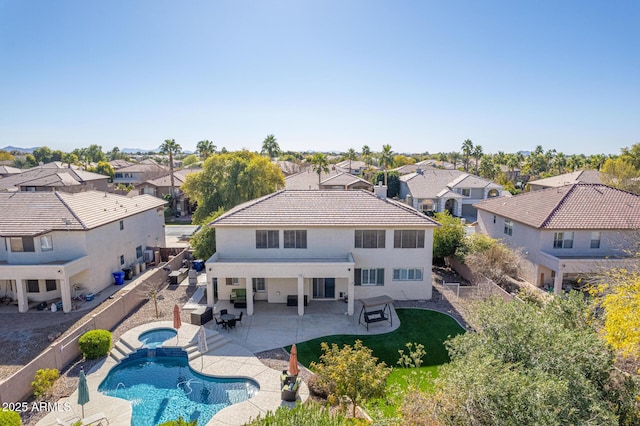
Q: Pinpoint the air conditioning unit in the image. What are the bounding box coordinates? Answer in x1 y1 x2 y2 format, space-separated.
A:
144 250 154 262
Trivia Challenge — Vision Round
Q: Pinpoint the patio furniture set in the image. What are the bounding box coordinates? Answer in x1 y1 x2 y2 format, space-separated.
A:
215 309 243 330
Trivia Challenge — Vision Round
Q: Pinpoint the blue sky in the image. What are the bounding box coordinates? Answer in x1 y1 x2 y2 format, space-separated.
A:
1 1 638 155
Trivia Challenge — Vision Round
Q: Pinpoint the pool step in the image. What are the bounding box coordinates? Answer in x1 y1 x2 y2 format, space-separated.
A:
187 333 229 361
109 345 128 363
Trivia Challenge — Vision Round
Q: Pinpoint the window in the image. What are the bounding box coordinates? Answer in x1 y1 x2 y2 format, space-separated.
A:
504 219 513 236
393 268 423 281
493 215 496 224
355 230 386 248
45 280 57 291
354 268 384 286
115 173 123 179
119 220 124 231
136 245 143 259
393 230 425 248
590 231 601 249
553 232 574 249
252 278 266 292
120 255 125 265
256 230 279 249
10 237 35 252
27 280 39 293
226 278 239 286
40 235 53 251
284 230 307 249
461 188 470 197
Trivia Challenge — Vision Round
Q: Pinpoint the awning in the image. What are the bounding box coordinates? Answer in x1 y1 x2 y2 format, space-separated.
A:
358 295 394 308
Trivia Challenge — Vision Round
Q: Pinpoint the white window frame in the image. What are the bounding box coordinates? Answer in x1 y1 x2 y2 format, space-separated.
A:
252 278 266 292
226 277 239 286
40 235 53 251
553 231 574 249
354 230 386 249
590 231 601 249
284 230 307 249
393 268 423 281
461 188 470 197
256 230 279 249
393 230 425 248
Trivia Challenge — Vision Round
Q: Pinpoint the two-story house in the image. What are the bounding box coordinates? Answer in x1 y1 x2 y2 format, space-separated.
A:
205 185 439 316
134 167 201 216
0 191 166 313
285 169 373 191
399 169 503 220
112 159 169 187
474 183 640 294
527 170 603 191
0 163 110 193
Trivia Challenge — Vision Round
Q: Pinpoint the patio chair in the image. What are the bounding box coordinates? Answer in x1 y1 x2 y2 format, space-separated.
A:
235 311 243 326
219 309 228 315
214 317 225 330
226 319 236 330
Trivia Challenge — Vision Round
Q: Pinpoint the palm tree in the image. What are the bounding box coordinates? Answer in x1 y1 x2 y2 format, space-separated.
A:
61 153 78 168
362 145 371 168
449 151 461 169
379 144 394 186
345 148 358 174
197 140 216 160
506 154 520 180
553 152 567 174
438 152 448 167
472 145 483 174
160 138 182 211
261 134 280 159
310 153 330 186
461 139 473 172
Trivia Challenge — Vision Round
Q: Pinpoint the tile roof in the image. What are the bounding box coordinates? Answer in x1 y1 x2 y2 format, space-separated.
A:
474 183 640 229
0 191 166 237
0 167 109 191
116 159 168 173
528 170 603 188
210 190 439 227
0 165 22 175
400 169 465 199
320 172 373 188
285 169 341 190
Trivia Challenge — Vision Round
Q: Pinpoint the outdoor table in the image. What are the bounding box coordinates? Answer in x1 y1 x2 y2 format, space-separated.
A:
220 313 236 329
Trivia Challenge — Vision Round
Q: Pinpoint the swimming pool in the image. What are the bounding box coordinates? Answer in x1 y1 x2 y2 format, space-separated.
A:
98 349 259 425
138 328 177 348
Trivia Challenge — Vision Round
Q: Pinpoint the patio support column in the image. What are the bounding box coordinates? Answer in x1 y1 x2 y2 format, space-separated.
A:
59 275 72 313
206 277 215 308
347 269 355 316
16 278 28 313
297 275 304 316
246 276 254 315
553 268 564 295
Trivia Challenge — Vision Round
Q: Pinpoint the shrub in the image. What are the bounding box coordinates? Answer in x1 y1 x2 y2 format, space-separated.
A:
78 329 112 360
0 409 22 426
245 402 367 425
31 368 60 397
158 417 197 426
306 374 330 398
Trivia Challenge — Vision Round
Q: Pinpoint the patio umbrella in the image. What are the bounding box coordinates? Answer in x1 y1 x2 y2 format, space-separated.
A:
288 344 299 376
197 325 208 369
77 368 89 418
173 304 182 343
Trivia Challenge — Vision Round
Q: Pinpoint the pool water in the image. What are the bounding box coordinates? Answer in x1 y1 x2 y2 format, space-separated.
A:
98 351 259 425
138 328 177 348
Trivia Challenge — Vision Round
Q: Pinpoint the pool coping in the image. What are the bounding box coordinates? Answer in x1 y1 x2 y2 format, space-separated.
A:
36 321 308 426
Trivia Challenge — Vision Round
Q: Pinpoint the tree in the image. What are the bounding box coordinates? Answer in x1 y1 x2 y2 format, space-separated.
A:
33 146 53 164
310 340 390 417
601 158 640 194
190 208 225 261
379 144 394 186
372 170 400 198
432 211 465 261
478 154 498 179
261 134 280 159
182 150 284 224
86 144 106 163
461 139 473 172
409 294 635 425
87 161 115 179
472 144 483 174
182 154 199 167
196 140 216 160
345 148 358 174
160 139 182 211
393 154 415 167
449 151 461 169
620 142 640 170
61 153 78 168
362 145 371 168
0 150 14 161
310 153 330 186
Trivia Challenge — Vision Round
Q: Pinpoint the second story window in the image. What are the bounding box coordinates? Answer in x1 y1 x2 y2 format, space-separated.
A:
590 231 601 249
504 219 513 236
40 235 53 251
553 232 574 249
256 230 279 249
10 237 35 252
355 230 386 248
120 220 124 231
461 188 470 197
394 230 425 248
284 230 307 248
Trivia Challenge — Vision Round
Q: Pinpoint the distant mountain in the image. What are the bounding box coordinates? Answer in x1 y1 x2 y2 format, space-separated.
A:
122 147 159 154
2 146 38 153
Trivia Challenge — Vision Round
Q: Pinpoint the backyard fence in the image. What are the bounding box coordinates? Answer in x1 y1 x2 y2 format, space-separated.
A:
0 249 188 405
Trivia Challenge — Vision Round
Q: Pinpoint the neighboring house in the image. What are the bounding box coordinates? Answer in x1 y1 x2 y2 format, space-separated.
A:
0 191 166 313
0 165 22 178
399 169 504 220
334 160 369 175
474 183 640 294
205 186 439 316
391 163 437 176
134 168 201 216
528 170 602 191
416 159 456 170
0 163 110 193
274 160 305 176
285 169 373 191
109 159 134 169
112 159 169 187
499 164 521 181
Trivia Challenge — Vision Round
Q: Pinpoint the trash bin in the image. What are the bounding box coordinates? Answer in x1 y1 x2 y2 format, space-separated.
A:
193 260 205 272
122 268 132 280
113 271 125 285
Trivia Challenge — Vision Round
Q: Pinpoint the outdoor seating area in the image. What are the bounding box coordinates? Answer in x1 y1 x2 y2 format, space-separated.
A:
280 373 301 402
216 309 244 330
230 288 255 308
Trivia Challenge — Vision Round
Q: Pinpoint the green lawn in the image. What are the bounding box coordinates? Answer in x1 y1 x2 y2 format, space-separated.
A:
290 308 465 369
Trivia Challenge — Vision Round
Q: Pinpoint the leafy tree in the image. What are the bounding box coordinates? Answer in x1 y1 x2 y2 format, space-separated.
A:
51 149 63 162
393 155 414 167
379 144 394 186
182 150 284 224
85 144 106 163
61 153 78 168
432 211 464 261
261 134 280 159
32 146 53 164
448 151 461 169
371 171 399 198
182 154 199 167
0 150 14 161
190 208 225 260
310 340 390 417
87 161 115 179
310 152 330 185
601 158 640 194
160 139 182 210
196 140 216 160
408 294 635 425
461 139 473 172
620 142 640 170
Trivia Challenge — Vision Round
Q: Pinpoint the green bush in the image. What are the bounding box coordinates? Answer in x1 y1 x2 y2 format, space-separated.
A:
158 417 197 426
246 402 367 425
78 329 112 360
31 368 60 397
0 409 22 426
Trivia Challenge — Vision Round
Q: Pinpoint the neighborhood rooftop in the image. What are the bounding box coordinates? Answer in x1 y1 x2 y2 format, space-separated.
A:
474 183 640 229
210 190 440 227
528 170 603 188
0 190 166 237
